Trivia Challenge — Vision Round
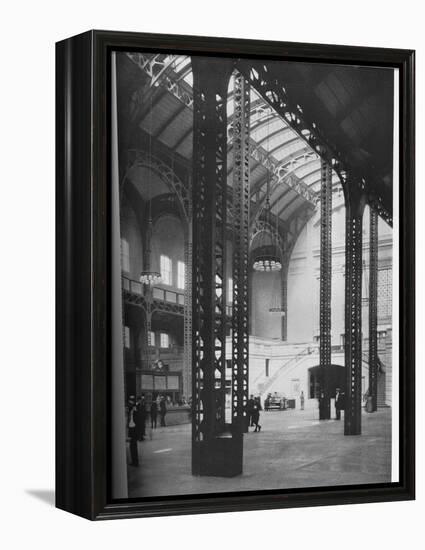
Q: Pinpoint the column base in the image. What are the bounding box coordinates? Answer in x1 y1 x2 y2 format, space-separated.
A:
319 398 331 420
192 432 243 477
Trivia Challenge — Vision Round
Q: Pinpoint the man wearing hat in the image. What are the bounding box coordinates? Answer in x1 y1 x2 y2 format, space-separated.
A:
136 395 147 441
335 388 343 420
127 395 139 467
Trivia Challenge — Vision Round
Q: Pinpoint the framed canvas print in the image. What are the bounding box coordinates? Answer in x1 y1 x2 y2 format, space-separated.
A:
56 30 415 520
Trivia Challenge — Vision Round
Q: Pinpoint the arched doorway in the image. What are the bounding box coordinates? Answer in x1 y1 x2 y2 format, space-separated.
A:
308 365 345 399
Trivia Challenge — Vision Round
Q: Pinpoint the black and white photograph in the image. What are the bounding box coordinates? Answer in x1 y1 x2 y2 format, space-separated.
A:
1 0 422 543
110 51 400 500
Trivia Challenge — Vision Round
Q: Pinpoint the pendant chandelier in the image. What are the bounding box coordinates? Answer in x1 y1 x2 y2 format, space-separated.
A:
139 215 162 285
140 273 161 285
253 110 282 273
252 173 282 273
252 227 282 273
140 96 162 287
140 264 161 286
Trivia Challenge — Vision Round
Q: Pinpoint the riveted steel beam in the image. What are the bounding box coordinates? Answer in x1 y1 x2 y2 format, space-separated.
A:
127 53 316 216
344 186 366 435
319 159 332 420
368 208 379 411
231 73 250 434
281 258 289 341
191 57 240 476
238 60 393 226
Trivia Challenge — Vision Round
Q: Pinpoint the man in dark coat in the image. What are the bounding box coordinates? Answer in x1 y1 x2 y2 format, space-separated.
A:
247 394 255 429
159 396 167 427
136 395 147 440
127 395 139 467
150 399 158 429
335 389 345 420
252 396 262 432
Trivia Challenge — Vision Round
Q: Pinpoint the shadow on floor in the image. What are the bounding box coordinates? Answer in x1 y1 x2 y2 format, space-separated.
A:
26 489 55 507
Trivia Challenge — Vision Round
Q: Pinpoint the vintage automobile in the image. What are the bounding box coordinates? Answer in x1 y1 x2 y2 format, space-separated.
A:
264 393 286 411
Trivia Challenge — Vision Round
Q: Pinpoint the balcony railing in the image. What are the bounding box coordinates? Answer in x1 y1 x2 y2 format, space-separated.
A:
152 286 185 305
122 276 185 305
122 276 142 294
123 276 234 321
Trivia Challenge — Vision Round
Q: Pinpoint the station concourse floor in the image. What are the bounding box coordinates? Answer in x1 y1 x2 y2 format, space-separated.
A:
127 408 393 498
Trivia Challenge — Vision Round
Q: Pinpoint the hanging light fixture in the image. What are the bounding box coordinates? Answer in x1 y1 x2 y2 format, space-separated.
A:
139 267 161 285
139 207 162 285
252 110 282 273
140 95 162 287
251 195 283 273
268 258 285 314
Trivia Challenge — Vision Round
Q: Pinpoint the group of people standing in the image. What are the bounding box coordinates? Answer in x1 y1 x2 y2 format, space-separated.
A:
246 395 262 432
317 388 346 420
148 395 168 429
126 394 168 467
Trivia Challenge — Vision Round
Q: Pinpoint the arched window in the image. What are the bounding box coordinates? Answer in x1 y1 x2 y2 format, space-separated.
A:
121 238 130 273
228 278 233 303
160 333 170 348
177 261 185 289
160 255 172 285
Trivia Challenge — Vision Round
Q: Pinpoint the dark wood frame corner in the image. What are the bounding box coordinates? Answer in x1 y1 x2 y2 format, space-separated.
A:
56 30 415 520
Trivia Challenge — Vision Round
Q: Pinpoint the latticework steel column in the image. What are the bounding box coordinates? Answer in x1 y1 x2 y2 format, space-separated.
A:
231 73 250 434
319 159 332 420
143 217 153 369
368 208 379 412
281 257 289 341
191 57 240 476
183 172 193 403
344 188 365 435
183 229 193 402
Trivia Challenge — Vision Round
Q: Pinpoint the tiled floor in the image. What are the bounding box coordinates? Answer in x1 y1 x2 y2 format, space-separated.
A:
127 408 392 498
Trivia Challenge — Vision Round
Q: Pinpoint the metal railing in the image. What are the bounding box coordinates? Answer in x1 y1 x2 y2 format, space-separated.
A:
123 276 235 317
256 345 316 397
122 276 185 305
152 286 185 305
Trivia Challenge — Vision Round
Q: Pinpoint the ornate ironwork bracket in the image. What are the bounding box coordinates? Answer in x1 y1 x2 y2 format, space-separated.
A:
237 60 393 226
124 149 190 221
122 286 185 317
237 61 347 178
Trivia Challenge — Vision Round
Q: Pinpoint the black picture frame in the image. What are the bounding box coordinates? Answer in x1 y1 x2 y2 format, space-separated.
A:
56 30 415 520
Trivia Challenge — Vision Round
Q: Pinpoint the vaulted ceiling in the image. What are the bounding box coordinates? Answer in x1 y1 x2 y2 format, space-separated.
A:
117 51 394 227
256 59 394 214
